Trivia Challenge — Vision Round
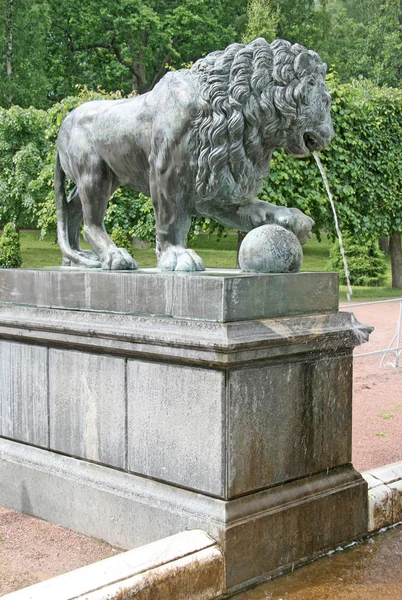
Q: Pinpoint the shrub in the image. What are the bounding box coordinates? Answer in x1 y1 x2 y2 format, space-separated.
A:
327 234 387 286
110 226 134 257
0 223 22 268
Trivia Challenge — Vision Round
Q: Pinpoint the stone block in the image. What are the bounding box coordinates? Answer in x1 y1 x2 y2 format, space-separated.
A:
127 361 225 496
224 468 368 591
0 269 372 594
0 439 368 595
0 268 339 322
367 484 393 531
389 479 402 523
0 341 48 447
228 355 352 496
49 349 126 468
361 472 382 489
368 464 402 485
0 438 224 550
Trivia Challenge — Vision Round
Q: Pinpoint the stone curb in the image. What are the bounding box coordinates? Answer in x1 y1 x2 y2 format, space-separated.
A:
362 460 402 532
1 530 225 600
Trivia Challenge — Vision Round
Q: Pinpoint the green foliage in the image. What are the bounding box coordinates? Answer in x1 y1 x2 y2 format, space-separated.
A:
0 105 49 227
327 234 387 286
270 0 329 50
0 0 51 108
104 189 156 245
42 0 242 100
242 0 279 43
110 226 134 257
320 0 402 88
0 222 22 268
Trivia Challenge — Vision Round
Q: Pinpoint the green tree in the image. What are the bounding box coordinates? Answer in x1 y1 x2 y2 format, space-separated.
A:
242 0 279 43
243 0 331 50
45 0 242 100
0 222 22 268
273 0 329 48
0 105 49 226
321 0 402 87
327 233 387 286
0 0 51 108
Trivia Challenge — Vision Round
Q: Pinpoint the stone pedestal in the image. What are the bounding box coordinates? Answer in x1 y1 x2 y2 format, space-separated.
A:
0 268 370 594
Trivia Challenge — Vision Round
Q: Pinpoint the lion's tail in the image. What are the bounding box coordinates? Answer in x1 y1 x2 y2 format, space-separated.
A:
54 150 99 268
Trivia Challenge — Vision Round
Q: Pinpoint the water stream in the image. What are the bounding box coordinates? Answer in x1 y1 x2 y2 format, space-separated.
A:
313 152 353 302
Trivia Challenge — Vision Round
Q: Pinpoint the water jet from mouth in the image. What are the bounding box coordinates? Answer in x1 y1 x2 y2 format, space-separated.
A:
313 151 353 302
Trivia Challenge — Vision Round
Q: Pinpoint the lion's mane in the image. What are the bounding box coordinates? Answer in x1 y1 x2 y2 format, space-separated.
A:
190 38 326 202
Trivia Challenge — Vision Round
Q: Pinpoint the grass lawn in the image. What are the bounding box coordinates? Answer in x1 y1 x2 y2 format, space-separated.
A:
18 230 402 302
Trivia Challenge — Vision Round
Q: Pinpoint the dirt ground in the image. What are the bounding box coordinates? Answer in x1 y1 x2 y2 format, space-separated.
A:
348 299 402 471
0 300 401 596
0 507 121 595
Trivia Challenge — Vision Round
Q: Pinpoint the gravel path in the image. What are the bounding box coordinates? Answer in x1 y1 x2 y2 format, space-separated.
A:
349 300 402 471
0 299 401 596
0 506 121 596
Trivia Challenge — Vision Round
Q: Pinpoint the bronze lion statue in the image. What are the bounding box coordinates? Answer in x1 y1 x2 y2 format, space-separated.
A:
55 38 333 271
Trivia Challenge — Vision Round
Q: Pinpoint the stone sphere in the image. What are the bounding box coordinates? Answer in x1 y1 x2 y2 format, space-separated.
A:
239 224 303 273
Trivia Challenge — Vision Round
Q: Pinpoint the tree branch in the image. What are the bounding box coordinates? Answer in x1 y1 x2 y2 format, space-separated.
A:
110 41 134 72
150 53 172 89
53 23 116 55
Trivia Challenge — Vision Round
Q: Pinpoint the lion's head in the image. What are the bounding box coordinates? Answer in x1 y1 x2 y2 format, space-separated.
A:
191 38 333 201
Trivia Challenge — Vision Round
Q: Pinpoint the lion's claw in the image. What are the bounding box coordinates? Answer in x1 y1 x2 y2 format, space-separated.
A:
158 247 205 272
100 248 137 270
287 208 314 245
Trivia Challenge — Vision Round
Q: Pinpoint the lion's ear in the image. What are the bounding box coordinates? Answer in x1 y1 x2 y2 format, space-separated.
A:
294 51 319 78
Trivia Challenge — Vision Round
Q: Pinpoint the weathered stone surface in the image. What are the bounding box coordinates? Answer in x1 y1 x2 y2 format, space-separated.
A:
0 341 48 447
389 479 402 523
361 472 382 489
0 438 225 549
0 438 367 594
228 355 353 496
367 484 393 532
224 467 368 591
362 462 402 531
127 361 225 495
2 530 224 600
0 304 367 369
368 464 402 485
239 225 303 273
0 270 372 594
49 349 126 468
0 268 339 322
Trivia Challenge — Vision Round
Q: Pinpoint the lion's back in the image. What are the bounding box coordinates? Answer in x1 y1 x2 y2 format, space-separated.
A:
58 72 200 192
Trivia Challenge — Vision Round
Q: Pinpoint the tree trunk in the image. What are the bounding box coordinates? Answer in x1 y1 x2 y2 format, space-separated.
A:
6 0 13 108
389 230 402 288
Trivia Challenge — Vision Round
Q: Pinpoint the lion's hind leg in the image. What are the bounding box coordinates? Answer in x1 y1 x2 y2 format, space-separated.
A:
55 150 101 269
65 187 100 264
79 162 137 271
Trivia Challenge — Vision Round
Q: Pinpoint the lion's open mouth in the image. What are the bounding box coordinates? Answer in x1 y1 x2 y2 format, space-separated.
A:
303 132 322 152
303 131 328 153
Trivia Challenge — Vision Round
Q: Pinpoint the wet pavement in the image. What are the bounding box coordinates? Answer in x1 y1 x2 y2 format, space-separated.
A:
233 524 402 600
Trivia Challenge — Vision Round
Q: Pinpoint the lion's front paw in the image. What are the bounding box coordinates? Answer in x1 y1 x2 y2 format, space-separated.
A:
100 248 138 270
248 204 294 229
287 208 314 245
158 247 205 272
